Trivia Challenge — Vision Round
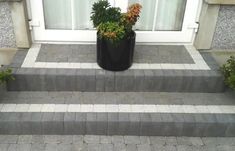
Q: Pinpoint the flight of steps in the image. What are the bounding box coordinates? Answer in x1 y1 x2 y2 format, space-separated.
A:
0 45 234 137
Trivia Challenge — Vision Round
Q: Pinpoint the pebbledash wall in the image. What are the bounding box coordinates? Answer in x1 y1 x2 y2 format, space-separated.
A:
212 5 235 49
0 2 16 48
0 0 234 50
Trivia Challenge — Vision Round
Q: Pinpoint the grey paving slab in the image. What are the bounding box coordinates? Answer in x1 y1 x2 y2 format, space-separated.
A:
0 135 234 151
36 44 194 64
18 135 32 144
84 135 100 144
139 113 153 136
75 113 86 135
118 113 130 135
64 113 76 135
100 136 112 144
30 113 43 135
58 135 73 144
112 136 124 144
137 144 151 151
44 135 60 144
31 135 44 144
124 136 141 145
6 67 225 92
86 113 97 135
16 144 32 151
30 144 45 151
96 113 108 135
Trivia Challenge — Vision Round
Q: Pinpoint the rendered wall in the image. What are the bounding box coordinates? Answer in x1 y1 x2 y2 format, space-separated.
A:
0 2 16 48
212 5 235 49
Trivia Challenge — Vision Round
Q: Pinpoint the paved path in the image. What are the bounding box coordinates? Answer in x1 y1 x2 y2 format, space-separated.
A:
0 135 235 151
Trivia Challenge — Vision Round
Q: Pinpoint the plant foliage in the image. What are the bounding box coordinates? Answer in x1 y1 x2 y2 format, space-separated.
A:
98 22 125 43
0 68 14 84
91 0 142 42
221 56 235 90
90 0 121 28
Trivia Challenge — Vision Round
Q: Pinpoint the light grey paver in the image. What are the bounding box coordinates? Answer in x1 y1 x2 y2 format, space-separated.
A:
100 144 114 151
149 136 166 146
165 137 177 146
0 135 18 144
124 136 141 145
189 137 204 146
7 144 17 151
0 136 234 151
113 143 126 151
177 137 193 146
44 135 60 144
126 144 137 151
100 136 112 144
59 136 73 144
87 144 101 151
139 136 150 144
84 135 100 144
72 135 83 145
0 144 9 151
16 144 31 151
57 144 72 151
137 144 151 151
18 135 32 144
31 135 44 144
112 136 124 144
30 144 45 151
45 144 57 151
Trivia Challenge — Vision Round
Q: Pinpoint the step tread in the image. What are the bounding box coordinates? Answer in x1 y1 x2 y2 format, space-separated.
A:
1 91 234 105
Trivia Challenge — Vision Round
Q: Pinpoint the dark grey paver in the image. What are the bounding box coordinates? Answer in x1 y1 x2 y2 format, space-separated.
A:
37 44 194 64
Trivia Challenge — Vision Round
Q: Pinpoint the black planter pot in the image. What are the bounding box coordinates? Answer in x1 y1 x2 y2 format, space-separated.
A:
97 31 136 71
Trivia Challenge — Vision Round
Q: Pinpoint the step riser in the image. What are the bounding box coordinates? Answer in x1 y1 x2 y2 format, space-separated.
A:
7 69 225 92
0 84 6 96
1 113 234 137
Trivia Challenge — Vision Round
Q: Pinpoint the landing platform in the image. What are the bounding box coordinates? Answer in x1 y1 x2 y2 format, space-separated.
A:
7 44 224 92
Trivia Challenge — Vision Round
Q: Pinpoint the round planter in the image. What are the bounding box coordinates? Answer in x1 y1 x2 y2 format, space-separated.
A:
97 31 136 71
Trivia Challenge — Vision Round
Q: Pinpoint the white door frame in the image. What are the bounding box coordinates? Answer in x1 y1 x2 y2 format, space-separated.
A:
29 0 201 43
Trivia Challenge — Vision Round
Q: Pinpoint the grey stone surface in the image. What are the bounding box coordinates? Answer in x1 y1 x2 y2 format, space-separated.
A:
124 136 141 145
64 113 76 135
108 113 119 135
0 135 234 150
212 5 235 49
3 91 235 106
75 113 86 135
0 2 16 48
6 69 225 92
36 44 194 64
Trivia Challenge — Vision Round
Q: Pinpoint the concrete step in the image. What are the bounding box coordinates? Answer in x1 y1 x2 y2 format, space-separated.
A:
0 112 235 136
0 92 235 136
6 68 225 92
6 45 225 92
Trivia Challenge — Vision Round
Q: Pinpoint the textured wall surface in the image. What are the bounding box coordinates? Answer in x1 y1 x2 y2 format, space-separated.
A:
0 2 16 48
212 5 235 49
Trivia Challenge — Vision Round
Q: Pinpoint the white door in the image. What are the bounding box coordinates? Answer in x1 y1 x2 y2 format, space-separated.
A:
29 0 200 43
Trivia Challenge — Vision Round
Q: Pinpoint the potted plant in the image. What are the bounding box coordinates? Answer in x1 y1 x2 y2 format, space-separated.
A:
91 0 142 71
